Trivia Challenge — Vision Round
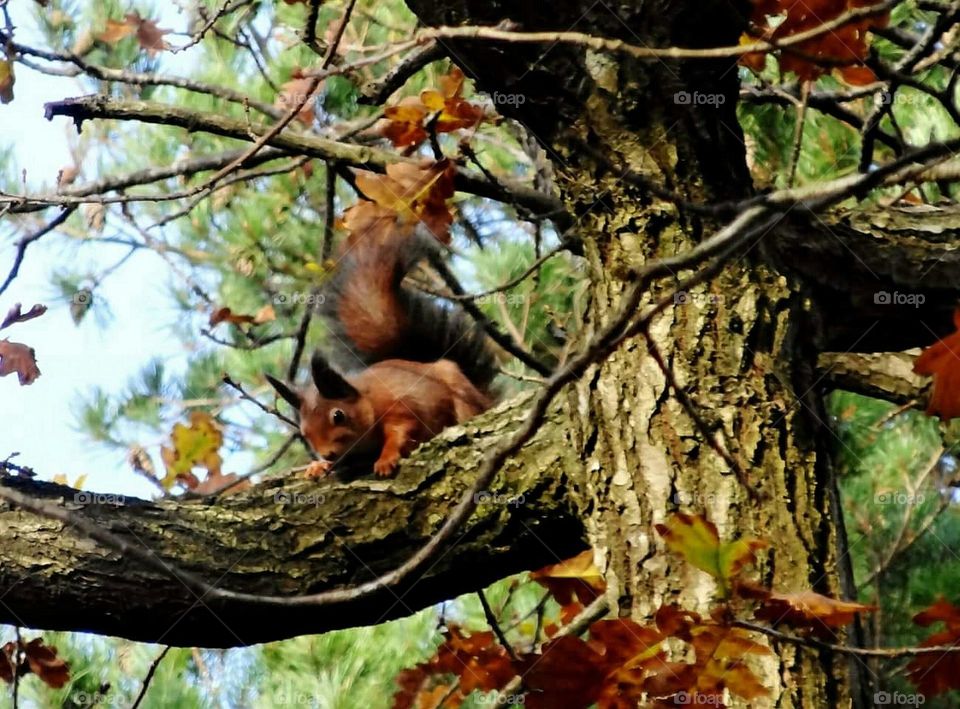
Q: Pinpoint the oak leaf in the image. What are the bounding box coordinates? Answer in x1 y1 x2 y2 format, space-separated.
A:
160 411 223 489
655 513 767 593
913 308 960 419
0 339 41 385
907 597 960 696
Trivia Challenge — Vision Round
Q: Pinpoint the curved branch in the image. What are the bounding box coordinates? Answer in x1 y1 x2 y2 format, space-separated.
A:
0 395 583 647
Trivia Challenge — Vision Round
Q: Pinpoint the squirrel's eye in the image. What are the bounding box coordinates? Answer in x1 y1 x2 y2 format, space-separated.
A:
331 409 346 426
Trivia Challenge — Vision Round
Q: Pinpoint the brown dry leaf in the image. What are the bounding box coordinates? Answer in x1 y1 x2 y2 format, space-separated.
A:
209 304 275 327
97 13 171 55
344 160 457 244
0 339 40 385
530 550 605 622
135 15 172 55
1 303 47 330
82 202 106 232
22 639 69 689
741 584 875 634
96 16 137 44
276 71 322 125
0 60 14 104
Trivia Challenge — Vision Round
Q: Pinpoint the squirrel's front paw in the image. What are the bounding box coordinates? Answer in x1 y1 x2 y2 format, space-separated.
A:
373 456 398 477
304 460 334 479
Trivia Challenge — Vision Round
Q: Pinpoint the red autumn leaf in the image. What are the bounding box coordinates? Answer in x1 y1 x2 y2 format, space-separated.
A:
0 638 69 689
391 625 512 707
642 605 770 707
741 0 888 85
913 308 960 419
907 597 960 696
0 339 41 385
519 619 666 709
22 639 69 688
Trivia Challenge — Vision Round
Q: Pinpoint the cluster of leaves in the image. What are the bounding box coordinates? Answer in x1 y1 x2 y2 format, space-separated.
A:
742 0 890 84
0 637 69 690
378 67 495 149
392 514 879 708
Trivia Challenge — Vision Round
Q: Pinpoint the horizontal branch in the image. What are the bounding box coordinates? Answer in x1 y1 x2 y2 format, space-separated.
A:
816 350 926 403
0 395 584 647
24 96 566 224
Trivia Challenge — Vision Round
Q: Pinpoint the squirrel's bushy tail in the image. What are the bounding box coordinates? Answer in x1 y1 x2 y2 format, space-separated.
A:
320 231 497 390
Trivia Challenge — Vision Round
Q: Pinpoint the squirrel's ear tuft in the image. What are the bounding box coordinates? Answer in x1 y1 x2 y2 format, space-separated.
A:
311 351 359 401
265 374 302 410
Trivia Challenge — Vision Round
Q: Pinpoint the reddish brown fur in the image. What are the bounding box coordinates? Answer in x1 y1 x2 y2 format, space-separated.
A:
298 359 490 477
336 240 407 359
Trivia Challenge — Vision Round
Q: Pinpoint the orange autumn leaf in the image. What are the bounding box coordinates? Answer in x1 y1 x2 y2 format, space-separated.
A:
643 607 771 707
913 308 960 419
343 160 456 244
738 583 875 633
209 304 276 327
378 68 492 148
742 0 888 85
0 339 41 385
97 12 171 55
907 597 960 696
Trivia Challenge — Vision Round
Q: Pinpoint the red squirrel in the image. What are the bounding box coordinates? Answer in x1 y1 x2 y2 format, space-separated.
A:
266 232 495 478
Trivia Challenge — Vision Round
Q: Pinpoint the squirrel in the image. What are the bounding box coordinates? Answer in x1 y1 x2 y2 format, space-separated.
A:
266 230 496 478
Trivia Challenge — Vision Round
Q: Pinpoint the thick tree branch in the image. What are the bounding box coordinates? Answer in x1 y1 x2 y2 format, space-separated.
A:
816 350 927 404
0 395 583 647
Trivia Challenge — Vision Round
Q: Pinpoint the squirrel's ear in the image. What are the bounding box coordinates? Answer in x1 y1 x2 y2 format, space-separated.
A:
265 374 302 410
311 351 359 401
